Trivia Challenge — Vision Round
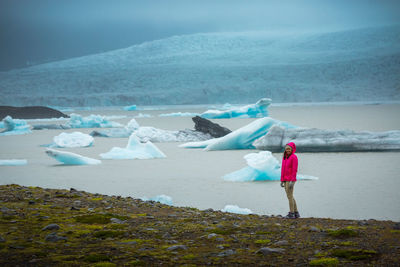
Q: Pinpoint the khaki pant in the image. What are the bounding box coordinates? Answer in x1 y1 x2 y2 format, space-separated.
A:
284 181 298 213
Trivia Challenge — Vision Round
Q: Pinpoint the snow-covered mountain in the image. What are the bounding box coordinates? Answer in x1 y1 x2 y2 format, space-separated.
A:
1 25 399 106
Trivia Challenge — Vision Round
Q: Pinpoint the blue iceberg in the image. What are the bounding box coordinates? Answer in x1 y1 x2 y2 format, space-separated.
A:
223 151 318 182
100 133 166 160
123 105 137 111
66 114 123 128
201 98 271 119
159 112 200 117
142 195 173 206
221 205 253 215
180 117 294 150
0 116 31 136
45 148 101 165
52 132 94 148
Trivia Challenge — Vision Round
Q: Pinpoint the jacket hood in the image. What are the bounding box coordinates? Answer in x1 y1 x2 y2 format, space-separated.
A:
286 142 296 154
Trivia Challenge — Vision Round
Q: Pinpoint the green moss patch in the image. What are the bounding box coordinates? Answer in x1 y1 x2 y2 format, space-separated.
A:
75 213 130 224
327 227 358 238
84 254 111 263
309 257 339 266
93 230 125 239
331 249 378 260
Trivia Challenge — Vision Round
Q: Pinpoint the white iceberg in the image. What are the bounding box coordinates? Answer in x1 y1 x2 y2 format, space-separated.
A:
45 148 101 165
100 133 166 160
0 159 28 166
201 98 271 119
221 205 253 215
123 105 137 111
90 118 139 138
134 113 152 118
53 132 94 148
134 127 211 143
65 113 123 128
159 112 199 117
142 195 173 206
223 151 318 182
180 117 294 150
0 116 31 136
253 125 400 152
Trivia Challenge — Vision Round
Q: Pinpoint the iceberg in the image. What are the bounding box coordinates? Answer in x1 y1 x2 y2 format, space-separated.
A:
223 151 318 182
134 113 152 118
134 127 211 143
180 117 294 150
142 195 173 206
253 125 400 152
100 133 166 160
65 113 123 128
221 205 253 215
45 148 101 165
159 112 200 117
0 159 28 166
0 116 31 136
123 105 137 111
90 118 139 138
201 98 271 119
53 132 94 148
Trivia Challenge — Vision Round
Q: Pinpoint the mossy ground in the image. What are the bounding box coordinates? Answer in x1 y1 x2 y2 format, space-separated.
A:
1 184 399 266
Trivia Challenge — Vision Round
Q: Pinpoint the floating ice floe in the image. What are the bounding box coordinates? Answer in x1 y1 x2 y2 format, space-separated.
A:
0 116 31 136
142 195 173 206
65 113 123 128
134 113 152 118
223 151 318 182
45 148 101 165
90 118 139 138
201 98 271 119
123 105 137 111
180 117 294 150
253 125 400 152
159 112 200 117
134 127 212 143
0 159 28 166
100 133 166 159
52 132 94 148
221 205 253 215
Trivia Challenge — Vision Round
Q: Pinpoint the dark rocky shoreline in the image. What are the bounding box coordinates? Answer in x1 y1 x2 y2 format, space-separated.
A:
1 184 399 266
0 106 69 120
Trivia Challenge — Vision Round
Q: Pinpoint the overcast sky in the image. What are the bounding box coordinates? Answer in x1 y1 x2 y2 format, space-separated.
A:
1 0 399 71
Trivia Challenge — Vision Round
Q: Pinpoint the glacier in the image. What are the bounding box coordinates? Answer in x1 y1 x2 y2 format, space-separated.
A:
0 116 31 136
0 159 28 166
200 98 271 119
100 133 166 160
52 132 94 148
180 117 294 150
223 151 318 182
45 148 101 165
1 26 399 106
253 125 400 152
221 205 253 215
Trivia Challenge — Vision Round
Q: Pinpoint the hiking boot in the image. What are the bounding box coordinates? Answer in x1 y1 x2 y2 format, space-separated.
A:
294 211 300 218
285 212 295 219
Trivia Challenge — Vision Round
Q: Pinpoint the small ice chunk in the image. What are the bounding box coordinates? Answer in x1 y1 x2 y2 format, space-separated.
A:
45 148 101 165
100 133 166 159
201 98 271 119
53 132 94 148
125 118 140 131
123 105 137 111
134 113 152 118
142 195 173 205
221 205 252 215
0 159 28 166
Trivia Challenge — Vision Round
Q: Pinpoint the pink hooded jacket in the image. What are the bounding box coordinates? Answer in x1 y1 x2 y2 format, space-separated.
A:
281 142 298 182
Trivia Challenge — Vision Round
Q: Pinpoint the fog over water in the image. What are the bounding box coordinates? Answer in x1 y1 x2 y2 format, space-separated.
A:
1 0 399 71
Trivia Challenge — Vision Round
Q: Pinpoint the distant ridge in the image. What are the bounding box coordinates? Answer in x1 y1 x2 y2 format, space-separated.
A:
1 25 399 106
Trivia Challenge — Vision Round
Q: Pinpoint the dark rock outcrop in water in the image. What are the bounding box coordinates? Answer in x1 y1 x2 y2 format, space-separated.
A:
0 106 69 120
192 116 231 138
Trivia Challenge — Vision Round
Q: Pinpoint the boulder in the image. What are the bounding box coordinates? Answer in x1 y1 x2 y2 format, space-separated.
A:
192 116 231 138
0 106 69 120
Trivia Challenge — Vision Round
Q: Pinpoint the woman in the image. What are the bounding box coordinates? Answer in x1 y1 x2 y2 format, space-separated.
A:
280 142 300 219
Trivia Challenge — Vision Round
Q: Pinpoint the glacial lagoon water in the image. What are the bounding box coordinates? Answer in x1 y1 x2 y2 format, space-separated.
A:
0 103 399 221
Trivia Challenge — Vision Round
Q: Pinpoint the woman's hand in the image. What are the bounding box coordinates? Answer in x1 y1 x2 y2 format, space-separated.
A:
280 181 285 188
